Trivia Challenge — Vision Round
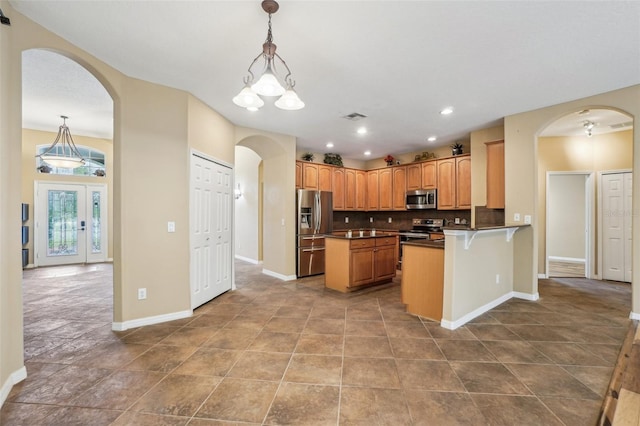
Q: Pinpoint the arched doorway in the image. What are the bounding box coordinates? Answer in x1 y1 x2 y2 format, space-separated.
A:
537 107 634 282
21 49 116 358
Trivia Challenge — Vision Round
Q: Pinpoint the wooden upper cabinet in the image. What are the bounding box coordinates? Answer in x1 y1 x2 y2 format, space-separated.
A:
437 155 471 210
295 161 302 189
302 162 319 190
345 168 357 210
485 140 505 209
378 168 393 210
436 158 456 210
406 164 422 191
366 170 379 211
392 166 407 210
421 161 437 189
456 155 471 209
318 164 333 192
355 170 367 211
332 167 345 210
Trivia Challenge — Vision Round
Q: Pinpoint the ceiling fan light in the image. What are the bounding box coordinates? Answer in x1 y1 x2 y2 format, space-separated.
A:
251 66 285 97
275 87 304 110
233 85 264 108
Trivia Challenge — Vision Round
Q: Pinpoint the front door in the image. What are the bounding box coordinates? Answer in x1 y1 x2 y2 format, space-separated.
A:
35 182 108 266
190 153 233 309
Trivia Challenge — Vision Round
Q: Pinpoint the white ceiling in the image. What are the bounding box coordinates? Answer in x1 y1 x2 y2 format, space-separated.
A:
11 0 640 160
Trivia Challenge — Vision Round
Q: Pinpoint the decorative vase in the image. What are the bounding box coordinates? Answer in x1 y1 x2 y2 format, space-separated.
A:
386 161 393 166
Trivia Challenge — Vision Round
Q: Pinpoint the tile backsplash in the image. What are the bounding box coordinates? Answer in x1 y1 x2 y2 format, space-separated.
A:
332 210 471 231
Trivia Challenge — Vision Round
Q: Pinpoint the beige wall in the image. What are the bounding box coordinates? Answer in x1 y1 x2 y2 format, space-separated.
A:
505 85 639 314
537 130 633 274
21 129 114 264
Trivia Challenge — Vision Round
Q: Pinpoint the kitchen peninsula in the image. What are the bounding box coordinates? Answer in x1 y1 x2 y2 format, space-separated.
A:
324 232 398 292
401 224 530 329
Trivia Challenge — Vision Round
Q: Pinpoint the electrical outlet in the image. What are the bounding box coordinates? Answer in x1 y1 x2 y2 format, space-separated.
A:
388 217 392 223
524 215 532 224
454 218 460 224
345 217 349 223
138 288 147 300
514 213 521 222
496 274 500 284
167 221 175 232
370 217 374 223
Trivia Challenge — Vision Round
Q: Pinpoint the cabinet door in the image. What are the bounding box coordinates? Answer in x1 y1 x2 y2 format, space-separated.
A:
345 168 357 210
295 161 302 189
318 165 333 192
406 164 422 191
367 170 379 211
393 166 407 210
456 156 471 209
485 141 504 209
350 248 375 286
421 161 437 189
374 245 397 281
355 170 367 211
378 168 393 210
437 159 456 210
302 163 319 190
332 168 345 210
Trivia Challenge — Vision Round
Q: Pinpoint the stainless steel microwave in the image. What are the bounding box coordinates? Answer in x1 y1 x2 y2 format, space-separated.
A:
406 189 436 209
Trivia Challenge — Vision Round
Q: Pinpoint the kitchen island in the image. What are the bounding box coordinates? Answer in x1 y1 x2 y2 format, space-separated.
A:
324 232 398 292
401 225 530 329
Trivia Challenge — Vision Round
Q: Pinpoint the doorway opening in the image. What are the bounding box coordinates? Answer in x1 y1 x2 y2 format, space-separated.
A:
538 108 633 284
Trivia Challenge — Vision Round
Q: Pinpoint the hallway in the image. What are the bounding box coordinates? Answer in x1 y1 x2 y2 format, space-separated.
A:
2 261 633 425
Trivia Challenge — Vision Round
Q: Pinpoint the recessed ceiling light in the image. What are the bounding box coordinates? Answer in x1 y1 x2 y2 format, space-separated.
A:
326 142 334 148
440 107 454 115
364 150 371 156
247 106 259 112
357 127 367 135
427 136 437 142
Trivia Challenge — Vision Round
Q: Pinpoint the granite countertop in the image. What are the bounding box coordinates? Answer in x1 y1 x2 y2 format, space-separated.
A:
443 223 531 232
326 231 397 239
401 239 445 249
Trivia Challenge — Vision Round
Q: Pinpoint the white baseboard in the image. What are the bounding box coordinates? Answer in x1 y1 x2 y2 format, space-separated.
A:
630 311 640 320
440 290 540 330
112 309 192 331
537 273 547 279
262 269 297 281
513 291 539 301
440 292 513 330
548 256 585 264
1 366 27 407
235 255 260 265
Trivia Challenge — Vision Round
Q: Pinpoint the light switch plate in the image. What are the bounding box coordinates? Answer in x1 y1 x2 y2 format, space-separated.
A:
167 221 176 232
524 215 532 224
345 217 349 223
514 213 521 222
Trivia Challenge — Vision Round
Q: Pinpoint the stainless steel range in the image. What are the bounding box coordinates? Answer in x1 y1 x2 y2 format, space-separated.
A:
398 218 444 265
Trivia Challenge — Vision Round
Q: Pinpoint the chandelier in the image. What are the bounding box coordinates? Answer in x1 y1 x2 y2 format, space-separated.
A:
233 0 304 111
36 116 86 169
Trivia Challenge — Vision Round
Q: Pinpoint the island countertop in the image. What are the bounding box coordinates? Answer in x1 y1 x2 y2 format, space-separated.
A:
326 231 397 240
443 223 531 232
401 239 445 249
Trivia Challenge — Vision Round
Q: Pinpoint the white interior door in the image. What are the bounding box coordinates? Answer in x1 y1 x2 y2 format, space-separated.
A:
35 182 108 266
602 172 632 282
190 153 233 309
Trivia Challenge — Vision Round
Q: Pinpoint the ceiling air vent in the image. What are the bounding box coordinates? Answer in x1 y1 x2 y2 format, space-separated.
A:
343 112 367 121
610 121 633 130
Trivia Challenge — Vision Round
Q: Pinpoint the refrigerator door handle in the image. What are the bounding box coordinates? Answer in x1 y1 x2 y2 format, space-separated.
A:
315 192 321 233
302 247 325 252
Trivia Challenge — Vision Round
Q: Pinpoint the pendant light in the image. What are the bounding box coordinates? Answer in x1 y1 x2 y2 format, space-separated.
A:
36 116 86 169
233 0 304 111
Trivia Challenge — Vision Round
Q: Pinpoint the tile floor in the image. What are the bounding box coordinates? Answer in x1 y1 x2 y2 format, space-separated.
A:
2 260 633 425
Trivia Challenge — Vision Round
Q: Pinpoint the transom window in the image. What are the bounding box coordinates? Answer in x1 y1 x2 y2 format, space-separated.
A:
36 145 106 177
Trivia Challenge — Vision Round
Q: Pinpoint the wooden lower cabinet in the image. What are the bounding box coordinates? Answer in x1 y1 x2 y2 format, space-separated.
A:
325 236 398 292
401 244 444 321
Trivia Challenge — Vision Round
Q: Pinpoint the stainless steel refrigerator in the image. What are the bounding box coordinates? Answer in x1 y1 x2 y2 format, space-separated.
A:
297 190 333 277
